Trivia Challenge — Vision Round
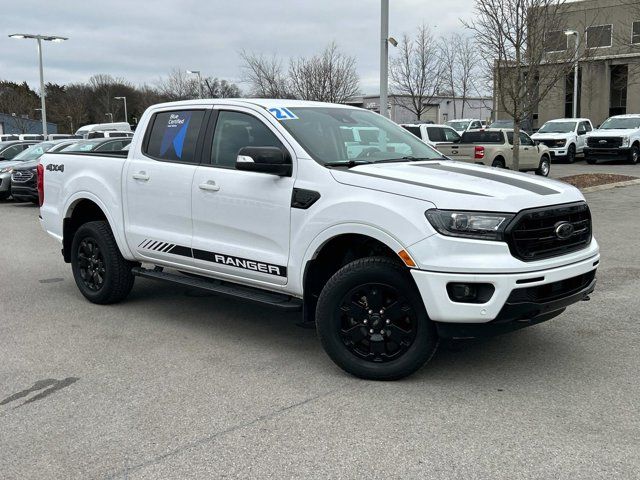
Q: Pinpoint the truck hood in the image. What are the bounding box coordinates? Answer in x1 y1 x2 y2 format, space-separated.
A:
531 132 573 140
330 160 583 212
587 129 636 137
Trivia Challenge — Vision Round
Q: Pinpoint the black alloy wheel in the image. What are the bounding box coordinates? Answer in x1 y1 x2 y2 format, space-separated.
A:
77 238 106 291
337 283 417 363
567 144 576 163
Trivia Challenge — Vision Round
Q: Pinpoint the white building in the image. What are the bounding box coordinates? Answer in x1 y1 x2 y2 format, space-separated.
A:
348 94 493 124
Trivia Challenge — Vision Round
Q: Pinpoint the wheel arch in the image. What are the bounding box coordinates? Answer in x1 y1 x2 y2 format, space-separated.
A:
300 226 415 324
62 193 132 263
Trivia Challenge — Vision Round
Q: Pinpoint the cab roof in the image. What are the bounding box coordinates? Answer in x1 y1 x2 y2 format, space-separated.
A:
150 98 361 111
545 118 590 122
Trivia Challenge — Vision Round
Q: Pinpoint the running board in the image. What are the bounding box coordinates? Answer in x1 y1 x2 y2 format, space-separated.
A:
132 267 302 311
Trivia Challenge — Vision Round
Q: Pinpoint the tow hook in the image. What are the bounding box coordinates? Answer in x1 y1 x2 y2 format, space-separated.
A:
582 295 591 301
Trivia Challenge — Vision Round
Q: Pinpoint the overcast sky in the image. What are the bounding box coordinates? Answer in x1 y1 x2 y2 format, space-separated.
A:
1 0 475 95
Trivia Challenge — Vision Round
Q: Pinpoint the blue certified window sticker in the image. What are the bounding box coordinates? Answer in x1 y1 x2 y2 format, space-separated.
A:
268 107 298 121
160 111 192 159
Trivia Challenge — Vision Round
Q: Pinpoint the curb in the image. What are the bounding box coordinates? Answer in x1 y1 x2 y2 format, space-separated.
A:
581 178 640 193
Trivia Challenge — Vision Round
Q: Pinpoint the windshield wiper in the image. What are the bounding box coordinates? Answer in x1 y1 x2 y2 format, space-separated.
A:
324 159 374 168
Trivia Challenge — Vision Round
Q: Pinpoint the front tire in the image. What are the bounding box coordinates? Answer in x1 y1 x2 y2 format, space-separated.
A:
315 257 438 381
566 144 576 163
536 156 550 176
71 221 135 304
629 144 639 165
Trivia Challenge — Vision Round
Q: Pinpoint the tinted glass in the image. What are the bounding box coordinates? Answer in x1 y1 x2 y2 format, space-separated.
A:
145 110 205 163
586 25 612 48
211 111 283 168
460 131 504 144
0 145 23 159
426 127 445 142
519 132 534 146
538 121 577 133
12 142 56 161
443 128 461 142
275 107 441 165
402 126 422 139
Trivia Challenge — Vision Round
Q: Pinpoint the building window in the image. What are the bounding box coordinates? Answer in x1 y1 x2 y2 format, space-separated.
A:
586 25 612 48
609 65 628 117
545 30 568 52
565 69 582 118
632 21 640 44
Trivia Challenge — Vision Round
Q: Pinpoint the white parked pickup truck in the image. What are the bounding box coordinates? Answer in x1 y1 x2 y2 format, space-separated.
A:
531 118 593 163
583 114 640 164
38 99 599 380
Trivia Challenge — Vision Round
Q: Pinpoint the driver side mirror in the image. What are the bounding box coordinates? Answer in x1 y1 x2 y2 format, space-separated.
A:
534 140 540 146
236 146 292 177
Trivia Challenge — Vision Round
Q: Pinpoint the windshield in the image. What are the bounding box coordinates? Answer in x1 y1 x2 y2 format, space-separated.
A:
273 107 442 166
599 117 640 130
62 141 98 152
446 121 470 131
12 142 55 161
489 120 512 128
538 121 576 133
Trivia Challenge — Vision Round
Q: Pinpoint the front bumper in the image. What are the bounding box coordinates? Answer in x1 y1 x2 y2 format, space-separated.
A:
410 253 599 327
547 147 568 158
584 146 630 160
10 184 37 201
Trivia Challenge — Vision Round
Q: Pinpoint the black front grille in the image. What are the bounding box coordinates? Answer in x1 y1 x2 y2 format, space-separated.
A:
587 136 622 148
507 270 596 303
538 139 562 148
505 202 592 261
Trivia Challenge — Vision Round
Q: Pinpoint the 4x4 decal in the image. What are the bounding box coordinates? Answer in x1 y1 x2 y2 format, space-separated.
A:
46 164 64 172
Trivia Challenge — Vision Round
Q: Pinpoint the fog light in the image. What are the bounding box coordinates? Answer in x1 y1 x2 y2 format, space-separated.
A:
447 283 495 304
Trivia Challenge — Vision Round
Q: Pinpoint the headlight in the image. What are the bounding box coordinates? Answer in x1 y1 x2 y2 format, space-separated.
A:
0 167 13 174
426 209 514 241
622 136 630 147
554 139 566 147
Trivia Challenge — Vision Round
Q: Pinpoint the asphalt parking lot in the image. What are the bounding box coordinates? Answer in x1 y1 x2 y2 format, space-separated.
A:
1 177 639 479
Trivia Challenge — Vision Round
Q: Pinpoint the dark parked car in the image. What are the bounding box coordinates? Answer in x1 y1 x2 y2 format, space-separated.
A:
0 140 39 160
9 140 77 203
60 137 132 153
0 141 41 200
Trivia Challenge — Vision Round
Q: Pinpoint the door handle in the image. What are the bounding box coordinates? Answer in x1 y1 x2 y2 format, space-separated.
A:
199 181 220 192
132 172 149 181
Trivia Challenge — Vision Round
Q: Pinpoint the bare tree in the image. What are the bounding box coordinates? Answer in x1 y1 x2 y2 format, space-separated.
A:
390 24 443 121
203 77 241 98
0 81 39 133
156 68 200 100
465 0 587 170
456 35 481 118
240 51 292 98
288 42 360 103
439 34 459 118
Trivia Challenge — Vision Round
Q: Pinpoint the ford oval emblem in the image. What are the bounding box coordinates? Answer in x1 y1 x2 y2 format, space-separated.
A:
599 139 607 144
555 221 574 240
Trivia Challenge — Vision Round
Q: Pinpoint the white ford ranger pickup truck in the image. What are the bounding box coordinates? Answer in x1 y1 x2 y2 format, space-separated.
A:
38 99 599 380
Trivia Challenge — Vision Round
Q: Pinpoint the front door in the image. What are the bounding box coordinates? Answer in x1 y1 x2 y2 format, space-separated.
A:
190 107 294 286
518 132 539 169
124 108 208 266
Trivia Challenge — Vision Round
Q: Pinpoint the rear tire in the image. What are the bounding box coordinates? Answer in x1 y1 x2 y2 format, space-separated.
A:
0 192 10 201
536 156 551 176
491 157 506 169
315 257 438 381
71 221 135 304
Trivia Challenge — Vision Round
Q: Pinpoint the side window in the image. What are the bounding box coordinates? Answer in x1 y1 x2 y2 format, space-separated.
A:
211 111 284 168
2 145 21 158
582 121 592 133
144 109 206 163
507 132 514 145
519 132 534 146
443 128 461 142
426 127 445 142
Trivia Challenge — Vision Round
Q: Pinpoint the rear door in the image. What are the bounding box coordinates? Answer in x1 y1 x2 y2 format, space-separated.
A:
123 107 209 266
190 106 294 286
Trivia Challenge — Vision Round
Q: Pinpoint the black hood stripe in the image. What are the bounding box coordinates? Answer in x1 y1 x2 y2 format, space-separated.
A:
346 169 491 197
415 163 559 195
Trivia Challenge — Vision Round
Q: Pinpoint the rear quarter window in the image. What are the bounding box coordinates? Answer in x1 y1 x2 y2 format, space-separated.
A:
402 126 422 139
144 110 206 163
461 131 504 144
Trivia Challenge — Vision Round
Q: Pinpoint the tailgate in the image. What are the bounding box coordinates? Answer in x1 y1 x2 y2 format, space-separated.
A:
436 144 475 161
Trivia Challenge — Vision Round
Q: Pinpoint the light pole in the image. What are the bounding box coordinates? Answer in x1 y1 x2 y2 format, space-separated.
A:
564 30 580 118
379 2 397 118
105 112 114 122
114 96 128 123
9 33 68 136
67 115 73 133
187 70 203 99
